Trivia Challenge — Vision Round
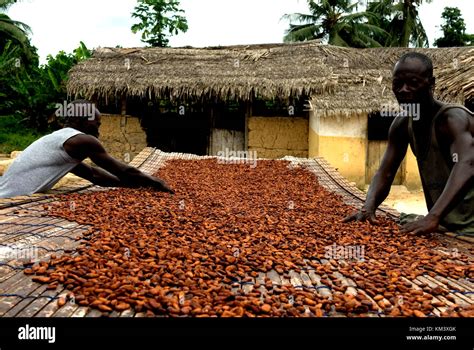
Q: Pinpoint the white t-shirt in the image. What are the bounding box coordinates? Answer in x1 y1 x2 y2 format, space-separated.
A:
0 128 84 198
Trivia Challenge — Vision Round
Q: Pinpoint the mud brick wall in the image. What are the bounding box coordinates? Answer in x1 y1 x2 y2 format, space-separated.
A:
248 117 308 159
98 114 147 162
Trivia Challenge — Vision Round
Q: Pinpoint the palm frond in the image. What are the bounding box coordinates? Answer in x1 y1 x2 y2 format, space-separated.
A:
281 13 319 24
330 30 349 47
0 0 17 11
284 23 321 42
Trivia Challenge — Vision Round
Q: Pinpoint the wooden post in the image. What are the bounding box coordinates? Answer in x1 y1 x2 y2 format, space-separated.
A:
208 104 214 155
244 101 252 152
120 96 127 127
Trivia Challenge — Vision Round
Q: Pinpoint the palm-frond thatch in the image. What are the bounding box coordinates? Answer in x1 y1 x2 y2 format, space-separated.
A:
67 41 474 115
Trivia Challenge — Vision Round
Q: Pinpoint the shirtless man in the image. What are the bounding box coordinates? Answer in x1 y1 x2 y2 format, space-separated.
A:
344 52 474 236
0 100 173 198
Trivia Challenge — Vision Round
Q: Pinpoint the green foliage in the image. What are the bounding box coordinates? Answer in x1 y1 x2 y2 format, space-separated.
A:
366 0 430 47
131 0 188 47
0 0 92 132
392 0 430 47
282 0 387 47
0 0 18 11
73 41 92 60
0 6 35 62
283 0 431 48
0 115 43 152
43 50 78 93
0 41 92 131
434 7 473 47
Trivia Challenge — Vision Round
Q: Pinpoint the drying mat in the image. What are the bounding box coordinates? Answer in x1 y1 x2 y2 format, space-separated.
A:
0 149 151 210
0 150 156 317
0 148 472 317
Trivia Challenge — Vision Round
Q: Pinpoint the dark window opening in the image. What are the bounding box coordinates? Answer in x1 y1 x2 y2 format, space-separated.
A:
368 112 396 140
138 99 210 155
94 96 122 115
211 101 246 131
252 96 309 118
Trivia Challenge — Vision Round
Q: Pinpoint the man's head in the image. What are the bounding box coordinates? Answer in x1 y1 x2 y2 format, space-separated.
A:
392 52 435 105
61 100 101 138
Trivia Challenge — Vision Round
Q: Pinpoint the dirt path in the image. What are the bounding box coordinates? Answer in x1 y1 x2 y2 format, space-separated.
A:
382 186 428 216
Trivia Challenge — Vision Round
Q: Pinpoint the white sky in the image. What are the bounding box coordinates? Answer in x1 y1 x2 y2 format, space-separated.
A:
6 0 474 64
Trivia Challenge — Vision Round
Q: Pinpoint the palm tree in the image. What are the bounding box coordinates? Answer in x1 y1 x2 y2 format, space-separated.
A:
0 40 21 102
0 0 34 61
367 0 431 47
282 0 387 48
0 0 16 10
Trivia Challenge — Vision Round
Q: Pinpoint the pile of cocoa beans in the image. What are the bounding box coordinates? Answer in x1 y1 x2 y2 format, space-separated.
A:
27 159 473 317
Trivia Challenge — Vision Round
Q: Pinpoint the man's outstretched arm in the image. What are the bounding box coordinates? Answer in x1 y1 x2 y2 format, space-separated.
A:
401 109 473 234
70 163 122 187
65 135 174 193
343 117 409 223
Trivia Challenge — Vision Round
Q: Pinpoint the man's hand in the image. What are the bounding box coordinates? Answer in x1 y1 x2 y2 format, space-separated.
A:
342 207 379 224
65 135 177 193
400 214 439 235
151 177 174 194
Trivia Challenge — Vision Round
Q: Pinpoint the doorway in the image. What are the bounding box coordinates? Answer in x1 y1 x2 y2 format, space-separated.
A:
366 112 405 185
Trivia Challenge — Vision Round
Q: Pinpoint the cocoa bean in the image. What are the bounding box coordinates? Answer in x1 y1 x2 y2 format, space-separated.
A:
33 159 472 318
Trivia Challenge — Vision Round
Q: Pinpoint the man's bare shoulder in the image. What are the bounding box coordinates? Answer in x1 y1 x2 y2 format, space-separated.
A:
66 133 99 143
438 106 472 123
65 134 101 148
388 115 410 137
392 115 410 127
436 106 472 133
63 134 104 160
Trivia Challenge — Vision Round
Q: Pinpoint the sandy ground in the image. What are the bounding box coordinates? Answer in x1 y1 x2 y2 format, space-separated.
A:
380 185 428 216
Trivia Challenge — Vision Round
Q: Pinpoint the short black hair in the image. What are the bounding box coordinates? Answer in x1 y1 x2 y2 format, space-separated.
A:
398 52 433 78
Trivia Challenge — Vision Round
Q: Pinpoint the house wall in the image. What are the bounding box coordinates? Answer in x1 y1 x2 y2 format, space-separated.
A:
98 114 147 162
248 117 308 158
405 147 422 190
366 140 405 185
309 110 367 188
309 108 422 190
208 129 245 155
365 141 421 189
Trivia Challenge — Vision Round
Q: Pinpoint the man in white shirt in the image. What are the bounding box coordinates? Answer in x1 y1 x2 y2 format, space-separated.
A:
0 100 173 198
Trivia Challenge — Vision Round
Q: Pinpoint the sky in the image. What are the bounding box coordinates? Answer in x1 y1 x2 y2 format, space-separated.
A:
6 0 474 64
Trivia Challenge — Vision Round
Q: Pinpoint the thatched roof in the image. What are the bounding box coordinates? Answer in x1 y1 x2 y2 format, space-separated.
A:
67 42 474 114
